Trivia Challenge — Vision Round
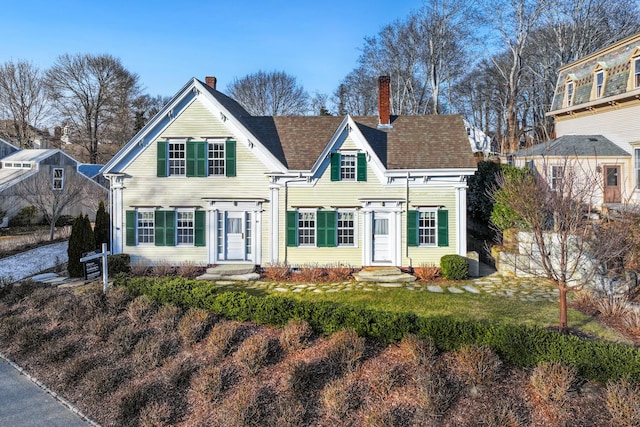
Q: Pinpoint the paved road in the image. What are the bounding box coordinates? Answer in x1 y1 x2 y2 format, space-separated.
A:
0 241 68 282
0 358 90 426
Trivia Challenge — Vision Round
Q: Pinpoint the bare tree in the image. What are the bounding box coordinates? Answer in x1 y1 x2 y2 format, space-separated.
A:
0 60 49 148
15 167 105 240
491 159 634 331
132 94 171 133
309 92 332 116
333 66 378 116
45 54 141 163
226 71 309 116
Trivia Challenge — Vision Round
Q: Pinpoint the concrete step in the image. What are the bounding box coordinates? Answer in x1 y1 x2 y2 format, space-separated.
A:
205 264 256 276
353 268 416 283
196 271 260 282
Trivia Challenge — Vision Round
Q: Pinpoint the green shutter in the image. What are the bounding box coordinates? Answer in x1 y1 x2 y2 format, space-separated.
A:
165 210 176 246
317 211 327 247
438 210 449 247
157 140 168 177
155 210 166 246
325 211 337 247
407 210 418 247
126 210 136 246
225 139 236 177
286 211 297 247
357 152 367 182
330 152 340 181
186 142 196 177
196 141 207 177
194 210 206 247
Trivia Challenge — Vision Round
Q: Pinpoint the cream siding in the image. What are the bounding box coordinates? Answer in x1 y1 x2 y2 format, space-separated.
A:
121 98 272 265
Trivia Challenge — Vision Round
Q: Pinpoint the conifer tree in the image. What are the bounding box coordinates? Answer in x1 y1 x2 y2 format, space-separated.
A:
67 214 95 277
94 200 110 251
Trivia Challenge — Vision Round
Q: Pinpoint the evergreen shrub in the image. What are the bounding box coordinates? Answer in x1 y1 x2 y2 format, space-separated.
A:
94 200 110 250
108 254 131 275
440 254 468 280
67 214 95 277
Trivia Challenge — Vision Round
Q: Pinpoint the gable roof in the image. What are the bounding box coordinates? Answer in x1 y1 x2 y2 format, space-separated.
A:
512 135 631 157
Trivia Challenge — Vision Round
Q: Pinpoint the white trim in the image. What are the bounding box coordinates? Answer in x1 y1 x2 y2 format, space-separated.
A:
337 209 358 248
361 200 402 266
456 186 467 256
206 199 263 264
270 186 280 263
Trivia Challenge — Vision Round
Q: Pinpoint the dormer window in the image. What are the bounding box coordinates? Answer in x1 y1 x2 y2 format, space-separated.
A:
595 70 605 98
566 81 574 107
635 58 640 88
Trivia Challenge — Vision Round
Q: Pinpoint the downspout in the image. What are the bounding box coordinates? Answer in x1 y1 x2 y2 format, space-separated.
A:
406 172 412 269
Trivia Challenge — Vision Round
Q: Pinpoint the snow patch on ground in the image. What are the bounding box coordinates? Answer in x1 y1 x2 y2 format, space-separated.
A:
0 242 68 282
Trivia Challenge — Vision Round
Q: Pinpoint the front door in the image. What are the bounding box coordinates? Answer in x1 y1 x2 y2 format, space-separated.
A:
603 165 621 203
372 212 390 263
225 212 246 260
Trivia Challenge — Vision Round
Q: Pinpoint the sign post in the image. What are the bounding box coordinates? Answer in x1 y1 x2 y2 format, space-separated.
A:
80 243 111 294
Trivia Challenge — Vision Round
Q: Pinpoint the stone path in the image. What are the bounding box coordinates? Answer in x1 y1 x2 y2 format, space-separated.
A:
201 271 559 302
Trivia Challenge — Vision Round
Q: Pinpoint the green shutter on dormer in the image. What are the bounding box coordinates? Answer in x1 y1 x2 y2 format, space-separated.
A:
330 152 340 181
225 139 236 177
437 210 449 247
286 211 297 247
357 152 367 181
194 210 205 246
187 141 207 177
126 210 136 246
407 210 418 247
157 141 168 177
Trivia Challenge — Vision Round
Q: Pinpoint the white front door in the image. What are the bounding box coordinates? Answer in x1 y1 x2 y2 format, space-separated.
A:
225 212 246 260
372 212 390 263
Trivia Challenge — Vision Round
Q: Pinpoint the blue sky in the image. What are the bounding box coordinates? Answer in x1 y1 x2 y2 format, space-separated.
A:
1 0 425 98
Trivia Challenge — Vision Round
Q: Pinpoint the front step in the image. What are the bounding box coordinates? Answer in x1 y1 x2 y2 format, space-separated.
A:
196 264 259 282
353 267 416 283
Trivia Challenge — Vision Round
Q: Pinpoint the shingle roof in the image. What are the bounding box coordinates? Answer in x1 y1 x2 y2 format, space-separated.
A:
512 135 631 157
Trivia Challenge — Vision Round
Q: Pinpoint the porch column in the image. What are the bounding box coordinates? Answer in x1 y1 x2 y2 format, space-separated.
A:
109 177 124 254
456 185 467 256
269 185 280 264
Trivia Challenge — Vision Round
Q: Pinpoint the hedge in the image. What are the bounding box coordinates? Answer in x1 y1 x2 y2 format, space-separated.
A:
116 277 640 382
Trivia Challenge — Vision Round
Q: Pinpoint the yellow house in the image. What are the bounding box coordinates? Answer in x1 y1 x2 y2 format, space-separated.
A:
101 76 477 267
547 32 640 205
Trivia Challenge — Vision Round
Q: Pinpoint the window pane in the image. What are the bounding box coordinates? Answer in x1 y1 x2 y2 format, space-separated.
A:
337 211 355 246
227 217 241 233
607 167 618 186
177 211 194 244
418 211 436 245
208 142 225 175
374 218 388 235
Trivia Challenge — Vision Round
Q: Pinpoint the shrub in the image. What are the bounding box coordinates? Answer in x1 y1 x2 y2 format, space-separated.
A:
235 334 273 375
151 304 182 333
130 261 150 277
325 329 365 375
414 367 460 416
440 254 468 280
108 324 142 357
191 365 238 403
224 383 276 427
451 344 502 389
86 313 115 341
205 321 241 360
127 295 157 325
368 362 405 397
296 264 327 282
262 262 290 281
606 379 640 427
132 334 179 369
94 200 110 251
597 296 629 318
67 214 95 277
108 254 131 275
178 308 214 345
152 260 174 278
529 361 575 404
413 263 441 282
177 260 201 278
326 264 353 282
55 214 75 227
139 401 172 427
279 318 313 353
399 334 437 366
322 377 363 420
9 205 38 227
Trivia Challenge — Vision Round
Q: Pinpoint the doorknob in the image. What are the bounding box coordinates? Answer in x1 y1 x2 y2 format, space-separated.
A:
242 232 244 239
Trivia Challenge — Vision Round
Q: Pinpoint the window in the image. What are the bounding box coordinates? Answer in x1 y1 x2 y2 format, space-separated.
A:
177 211 194 245
551 165 564 190
566 81 574 106
298 211 316 246
595 71 604 99
52 168 64 190
137 211 154 244
337 211 355 246
168 142 186 175
330 152 367 182
635 149 640 189
340 154 356 181
208 142 225 176
418 211 437 246
635 58 640 89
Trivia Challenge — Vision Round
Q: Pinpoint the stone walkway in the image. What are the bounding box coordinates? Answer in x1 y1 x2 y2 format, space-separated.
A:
208 272 560 303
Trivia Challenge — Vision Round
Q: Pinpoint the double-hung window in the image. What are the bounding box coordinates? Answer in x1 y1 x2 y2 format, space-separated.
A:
137 211 154 244
337 211 355 246
551 165 564 190
340 155 357 181
566 81 574 107
208 142 225 176
52 168 64 190
635 58 640 89
177 211 195 245
330 152 367 182
297 211 316 246
418 210 437 246
595 71 604 99
168 142 186 175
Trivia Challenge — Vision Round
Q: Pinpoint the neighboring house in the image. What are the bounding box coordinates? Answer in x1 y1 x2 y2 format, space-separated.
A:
547 31 640 205
511 135 631 206
101 76 477 267
464 119 493 156
0 149 108 221
0 138 20 159
79 164 110 188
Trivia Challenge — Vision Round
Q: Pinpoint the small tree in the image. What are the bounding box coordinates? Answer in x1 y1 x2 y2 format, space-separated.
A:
94 200 110 251
491 159 634 331
68 214 95 277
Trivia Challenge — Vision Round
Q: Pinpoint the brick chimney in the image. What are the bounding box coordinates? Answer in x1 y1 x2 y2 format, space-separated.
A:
205 76 217 90
378 75 391 128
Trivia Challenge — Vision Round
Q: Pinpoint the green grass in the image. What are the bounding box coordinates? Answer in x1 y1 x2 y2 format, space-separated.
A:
251 285 629 344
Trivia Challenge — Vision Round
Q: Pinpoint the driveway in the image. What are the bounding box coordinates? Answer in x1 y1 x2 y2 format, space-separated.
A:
0 241 68 282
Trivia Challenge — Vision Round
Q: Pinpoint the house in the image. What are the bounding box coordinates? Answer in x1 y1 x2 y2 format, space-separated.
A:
101 76 477 267
546 32 640 205
0 148 108 222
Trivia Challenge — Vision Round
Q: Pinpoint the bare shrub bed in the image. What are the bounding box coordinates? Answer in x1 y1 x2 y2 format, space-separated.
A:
0 282 633 426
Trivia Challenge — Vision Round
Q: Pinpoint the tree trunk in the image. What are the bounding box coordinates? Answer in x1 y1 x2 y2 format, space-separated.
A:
559 286 568 333
49 221 55 241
